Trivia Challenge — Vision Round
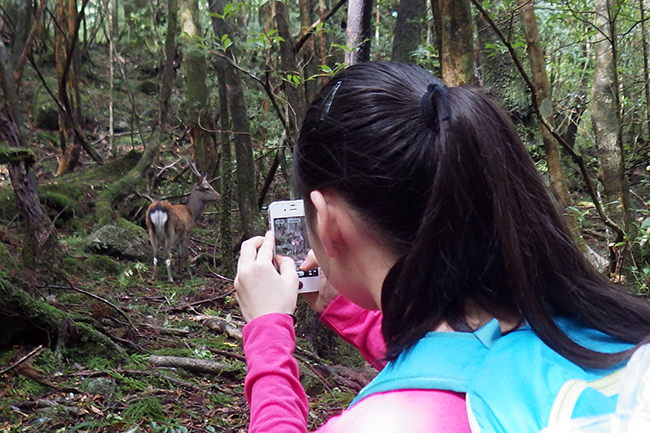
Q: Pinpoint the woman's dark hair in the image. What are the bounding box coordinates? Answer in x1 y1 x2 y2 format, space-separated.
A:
294 61 650 369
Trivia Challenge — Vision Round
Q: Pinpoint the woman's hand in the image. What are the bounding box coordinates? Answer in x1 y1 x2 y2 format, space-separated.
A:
300 250 339 314
235 231 299 322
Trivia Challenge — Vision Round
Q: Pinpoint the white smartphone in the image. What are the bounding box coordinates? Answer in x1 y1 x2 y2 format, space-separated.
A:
268 200 320 293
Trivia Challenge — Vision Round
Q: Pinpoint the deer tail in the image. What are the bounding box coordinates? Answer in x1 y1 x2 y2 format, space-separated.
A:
148 203 169 232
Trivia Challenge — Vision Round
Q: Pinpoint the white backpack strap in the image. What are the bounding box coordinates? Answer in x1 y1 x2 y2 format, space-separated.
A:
546 368 624 427
466 394 482 433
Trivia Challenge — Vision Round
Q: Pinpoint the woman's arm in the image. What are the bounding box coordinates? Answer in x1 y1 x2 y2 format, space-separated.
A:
243 313 309 433
319 295 387 370
244 313 469 433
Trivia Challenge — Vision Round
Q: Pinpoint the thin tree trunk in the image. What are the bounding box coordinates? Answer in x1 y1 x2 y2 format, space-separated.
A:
346 0 373 64
391 0 425 62
112 0 119 39
517 0 572 209
298 0 318 102
10 0 33 71
54 0 94 174
55 0 70 173
592 0 629 237
317 0 329 78
13 0 48 84
158 0 178 141
210 0 264 238
432 0 475 85
592 0 633 276
275 0 307 133
215 62 234 278
641 0 650 141
180 0 218 178
108 0 116 155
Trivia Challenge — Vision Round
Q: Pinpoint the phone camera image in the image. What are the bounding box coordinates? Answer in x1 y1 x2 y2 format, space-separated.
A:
274 216 309 271
269 200 320 293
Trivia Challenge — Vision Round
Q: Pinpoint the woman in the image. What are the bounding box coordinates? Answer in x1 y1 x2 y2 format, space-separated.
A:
234 61 650 433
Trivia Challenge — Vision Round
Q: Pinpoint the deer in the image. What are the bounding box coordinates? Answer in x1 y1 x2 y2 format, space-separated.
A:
145 162 220 282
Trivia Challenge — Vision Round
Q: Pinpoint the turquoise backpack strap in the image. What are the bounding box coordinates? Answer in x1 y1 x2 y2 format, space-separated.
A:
349 319 502 407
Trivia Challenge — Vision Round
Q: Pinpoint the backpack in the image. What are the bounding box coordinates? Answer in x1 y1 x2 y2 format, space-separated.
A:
541 342 650 433
349 318 634 433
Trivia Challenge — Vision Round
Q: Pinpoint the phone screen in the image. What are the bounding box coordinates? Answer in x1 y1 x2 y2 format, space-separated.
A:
273 216 318 278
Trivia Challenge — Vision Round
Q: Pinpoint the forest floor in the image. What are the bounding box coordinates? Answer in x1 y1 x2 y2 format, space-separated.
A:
0 261 374 432
0 136 374 432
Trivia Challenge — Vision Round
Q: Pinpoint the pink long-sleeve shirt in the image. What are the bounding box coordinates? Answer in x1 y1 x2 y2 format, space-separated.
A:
242 296 471 432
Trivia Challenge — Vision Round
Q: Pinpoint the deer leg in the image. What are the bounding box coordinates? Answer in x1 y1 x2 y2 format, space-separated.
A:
180 233 192 278
164 231 175 283
149 229 159 280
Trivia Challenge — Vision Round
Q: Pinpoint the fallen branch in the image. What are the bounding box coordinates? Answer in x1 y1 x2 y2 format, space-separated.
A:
160 289 235 313
140 324 191 336
195 315 243 340
41 271 135 330
149 355 234 376
0 345 43 375
65 369 201 390
207 347 246 362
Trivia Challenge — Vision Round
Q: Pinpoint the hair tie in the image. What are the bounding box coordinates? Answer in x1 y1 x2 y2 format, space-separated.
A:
318 80 343 122
420 82 451 129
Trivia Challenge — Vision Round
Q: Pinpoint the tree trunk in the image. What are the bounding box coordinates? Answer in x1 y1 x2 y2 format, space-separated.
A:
10 0 33 71
431 0 475 85
210 0 264 239
215 61 235 278
0 41 57 267
591 0 633 277
158 0 178 145
54 0 83 175
391 0 425 62
641 0 650 141
298 0 319 102
275 1 307 134
209 0 235 277
179 0 218 178
55 0 70 174
346 0 373 64
316 0 330 82
108 0 116 156
517 0 572 209
591 0 630 239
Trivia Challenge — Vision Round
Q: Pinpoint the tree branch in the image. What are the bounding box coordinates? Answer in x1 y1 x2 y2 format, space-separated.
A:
294 0 348 54
209 51 290 136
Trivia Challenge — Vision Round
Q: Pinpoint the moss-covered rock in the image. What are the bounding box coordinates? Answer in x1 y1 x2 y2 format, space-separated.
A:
138 79 158 96
34 105 59 130
0 278 126 362
84 255 121 276
84 224 149 261
115 217 148 238
40 191 72 216
0 241 18 272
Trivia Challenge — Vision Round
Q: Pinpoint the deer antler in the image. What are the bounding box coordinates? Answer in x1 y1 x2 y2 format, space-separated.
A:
187 160 204 179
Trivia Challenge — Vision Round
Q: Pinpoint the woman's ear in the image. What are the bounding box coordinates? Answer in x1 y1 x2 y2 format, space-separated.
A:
309 190 345 258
